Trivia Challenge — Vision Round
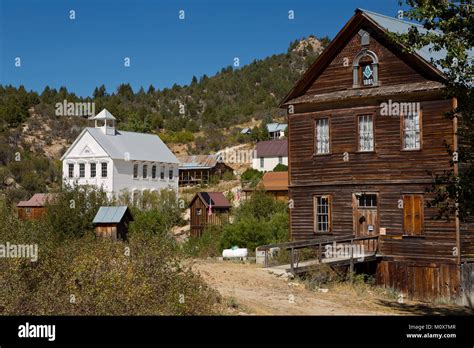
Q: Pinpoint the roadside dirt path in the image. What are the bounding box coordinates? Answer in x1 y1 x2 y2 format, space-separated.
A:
193 259 472 316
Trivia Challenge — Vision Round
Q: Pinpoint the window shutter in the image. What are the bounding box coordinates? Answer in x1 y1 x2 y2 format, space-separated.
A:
413 196 423 235
403 196 414 234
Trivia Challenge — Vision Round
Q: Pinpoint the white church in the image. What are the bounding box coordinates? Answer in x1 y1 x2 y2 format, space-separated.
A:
61 109 179 198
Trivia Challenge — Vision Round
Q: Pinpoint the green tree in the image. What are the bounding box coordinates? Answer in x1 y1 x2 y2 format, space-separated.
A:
395 1 473 220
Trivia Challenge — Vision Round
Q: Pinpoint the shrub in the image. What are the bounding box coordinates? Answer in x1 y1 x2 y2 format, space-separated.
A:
272 164 288 172
240 168 263 187
0 197 220 315
182 225 223 258
220 192 288 250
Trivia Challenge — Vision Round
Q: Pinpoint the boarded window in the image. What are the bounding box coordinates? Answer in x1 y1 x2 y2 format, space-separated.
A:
315 118 330 154
403 112 421 150
314 195 331 233
90 163 96 178
79 163 85 178
68 163 74 178
403 195 424 235
358 115 374 151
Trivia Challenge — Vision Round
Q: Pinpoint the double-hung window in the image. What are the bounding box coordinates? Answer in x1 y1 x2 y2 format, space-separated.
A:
402 111 421 150
68 163 74 178
79 163 85 178
315 118 330 154
90 163 96 178
101 162 107 178
314 195 331 233
358 115 374 151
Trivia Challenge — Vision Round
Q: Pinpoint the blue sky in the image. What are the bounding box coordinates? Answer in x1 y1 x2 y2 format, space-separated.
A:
0 0 405 96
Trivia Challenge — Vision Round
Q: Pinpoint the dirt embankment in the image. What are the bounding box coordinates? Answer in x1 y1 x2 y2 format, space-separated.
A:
193 259 473 316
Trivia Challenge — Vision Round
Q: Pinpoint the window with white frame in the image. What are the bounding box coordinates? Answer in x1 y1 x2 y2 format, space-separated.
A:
260 157 264 168
143 164 148 179
315 118 330 154
68 163 74 178
79 163 85 178
90 163 96 178
101 162 107 178
314 195 331 233
278 156 283 164
169 168 173 180
133 164 138 179
160 166 165 180
152 165 156 179
358 115 374 151
403 112 421 150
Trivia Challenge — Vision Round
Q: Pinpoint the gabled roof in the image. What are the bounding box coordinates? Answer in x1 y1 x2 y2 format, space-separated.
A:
256 139 288 157
280 8 470 106
260 171 288 191
92 206 134 224
190 192 232 209
17 193 57 207
178 154 222 170
61 127 179 164
267 123 287 133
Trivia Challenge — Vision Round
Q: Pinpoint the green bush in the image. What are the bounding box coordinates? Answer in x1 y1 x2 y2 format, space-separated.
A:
272 164 288 172
240 168 263 187
220 192 289 250
0 196 220 315
182 225 223 258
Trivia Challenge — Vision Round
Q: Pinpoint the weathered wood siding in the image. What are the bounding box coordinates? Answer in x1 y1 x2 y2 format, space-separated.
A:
18 207 46 220
307 28 428 95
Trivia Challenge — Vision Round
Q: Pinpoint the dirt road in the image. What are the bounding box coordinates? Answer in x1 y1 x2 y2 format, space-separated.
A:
193 259 472 316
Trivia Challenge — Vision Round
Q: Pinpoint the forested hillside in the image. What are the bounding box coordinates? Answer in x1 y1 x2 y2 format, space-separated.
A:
0 36 328 201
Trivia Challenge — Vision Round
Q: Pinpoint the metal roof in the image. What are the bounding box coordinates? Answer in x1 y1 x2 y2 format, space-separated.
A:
256 139 288 157
92 206 133 224
266 123 287 133
360 8 473 73
191 192 231 208
179 154 222 169
85 127 179 163
17 193 57 207
88 108 116 120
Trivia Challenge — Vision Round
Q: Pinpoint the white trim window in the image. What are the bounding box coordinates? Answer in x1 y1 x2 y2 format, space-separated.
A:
168 168 173 180
101 162 108 178
143 164 148 179
260 157 264 168
90 163 96 178
358 115 374 151
133 164 138 179
160 166 165 180
403 112 421 150
316 118 330 154
79 163 85 178
152 165 157 179
68 163 74 178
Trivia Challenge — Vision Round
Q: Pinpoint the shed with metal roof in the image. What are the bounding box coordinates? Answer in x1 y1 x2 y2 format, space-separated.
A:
92 206 134 241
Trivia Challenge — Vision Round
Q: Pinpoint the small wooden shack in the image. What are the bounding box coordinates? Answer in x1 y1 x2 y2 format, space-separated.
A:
179 154 233 186
92 206 134 241
243 171 289 201
189 192 231 237
17 193 56 220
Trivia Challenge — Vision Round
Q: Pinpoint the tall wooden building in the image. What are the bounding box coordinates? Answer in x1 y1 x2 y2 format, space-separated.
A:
281 9 473 301
189 192 231 237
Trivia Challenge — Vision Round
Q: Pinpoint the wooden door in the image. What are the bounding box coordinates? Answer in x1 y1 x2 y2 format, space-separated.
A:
353 193 378 251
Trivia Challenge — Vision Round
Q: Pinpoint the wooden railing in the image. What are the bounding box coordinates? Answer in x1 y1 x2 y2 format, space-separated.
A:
258 235 379 274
